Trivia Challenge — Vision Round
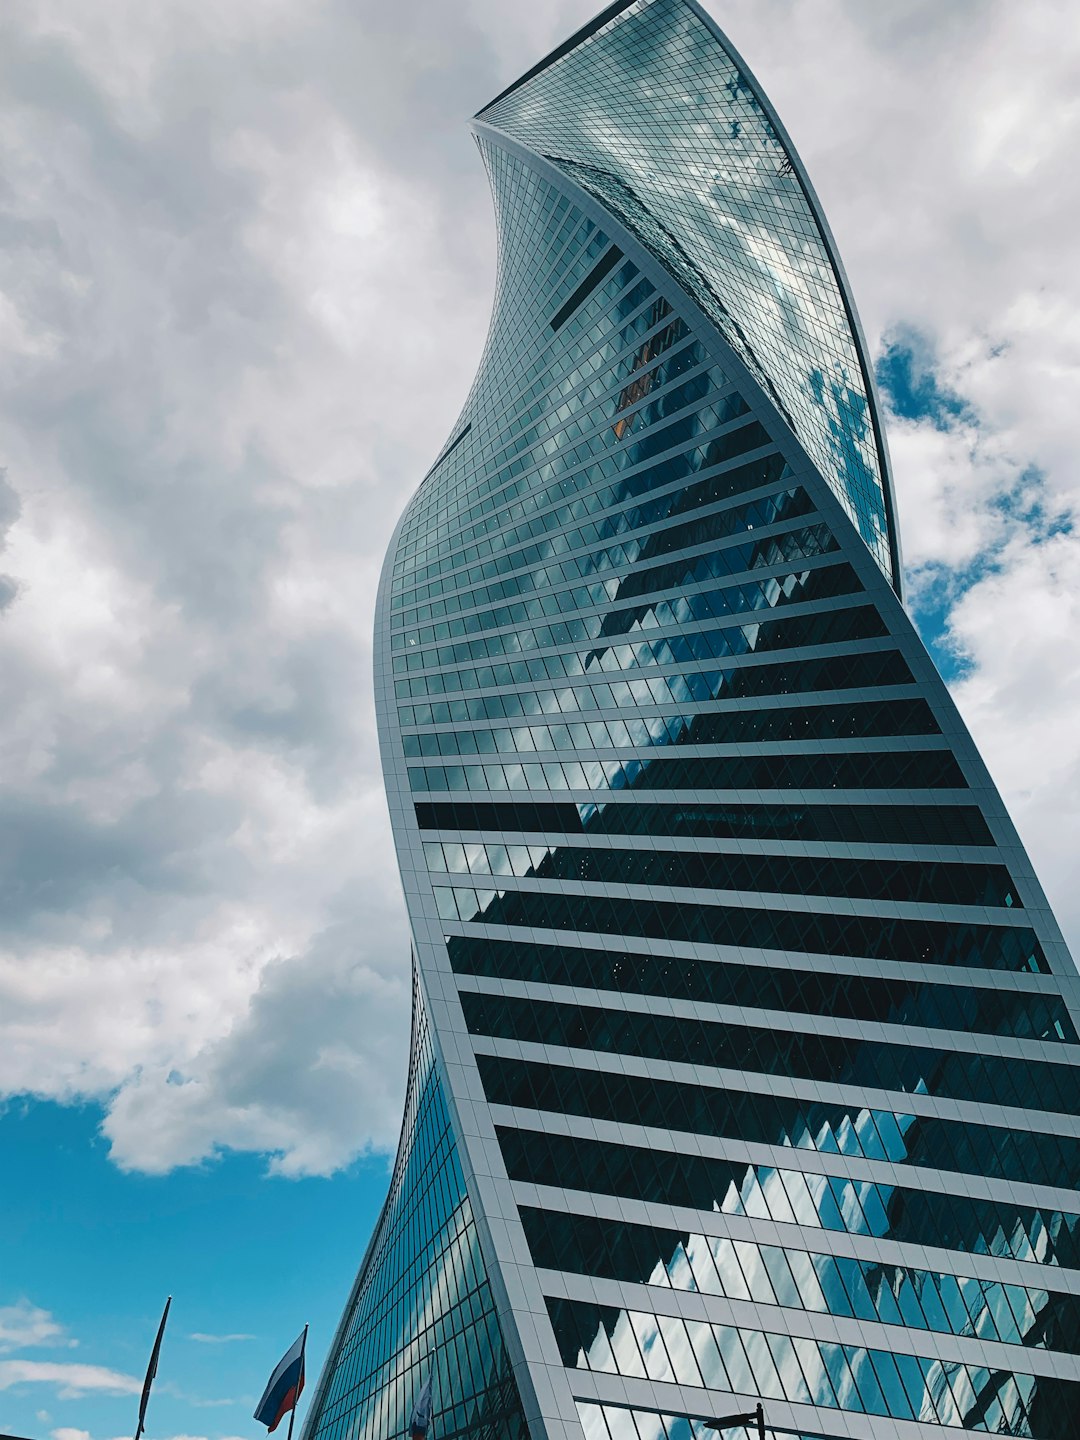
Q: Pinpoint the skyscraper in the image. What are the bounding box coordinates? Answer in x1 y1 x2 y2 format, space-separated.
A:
303 4 1080 1440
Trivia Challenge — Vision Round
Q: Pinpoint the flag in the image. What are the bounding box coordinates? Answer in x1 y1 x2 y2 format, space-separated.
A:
134 1296 171 1440
409 1376 433 1440
255 1329 307 1434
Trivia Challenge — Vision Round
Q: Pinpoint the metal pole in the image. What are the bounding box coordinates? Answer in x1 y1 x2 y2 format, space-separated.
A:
285 1325 308 1440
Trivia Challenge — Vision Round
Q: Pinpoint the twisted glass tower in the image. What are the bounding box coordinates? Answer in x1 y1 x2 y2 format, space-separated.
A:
304 5 1080 1440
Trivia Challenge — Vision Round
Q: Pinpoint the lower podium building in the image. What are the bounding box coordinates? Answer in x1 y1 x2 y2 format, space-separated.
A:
302 4 1080 1439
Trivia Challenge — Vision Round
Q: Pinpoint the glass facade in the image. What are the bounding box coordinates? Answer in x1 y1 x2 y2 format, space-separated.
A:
303 5 1080 1440
475 0 898 584
305 982 530 1440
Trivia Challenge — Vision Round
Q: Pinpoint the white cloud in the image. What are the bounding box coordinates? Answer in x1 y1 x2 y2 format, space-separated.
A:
0 1361 139 1397
141 1434 250 1440
101 1435 250 1440
0 0 1075 1188
0 1301 69 1353
52 1427 90 1440
187 1335 254 1345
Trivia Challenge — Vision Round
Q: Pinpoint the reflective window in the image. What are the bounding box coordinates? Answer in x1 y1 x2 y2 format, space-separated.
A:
497 1126 1080 1270
393 557 862 657
462 991 1075 1115
479 0 897 577
520 1205 1080 1354
478 1056 1079 1189
448 938 1074 1044
429 836 1020 908
412 744 965 796
549 1301 1080 1434
394 596 882 684
398 486 818 632
440 886 1046 974
396 387 762 603
397 644 913 717
306 988 529 1440
392 518 841 624
416 798 996 849
401 696 939 758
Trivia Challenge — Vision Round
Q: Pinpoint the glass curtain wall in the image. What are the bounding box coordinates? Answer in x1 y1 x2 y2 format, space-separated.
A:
303 5 1080 1440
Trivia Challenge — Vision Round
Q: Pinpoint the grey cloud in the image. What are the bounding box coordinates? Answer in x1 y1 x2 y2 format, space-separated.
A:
0 787 247 942
0 469 19 611
103 893 410 1175
0 468 19 531
0 0 1075 1182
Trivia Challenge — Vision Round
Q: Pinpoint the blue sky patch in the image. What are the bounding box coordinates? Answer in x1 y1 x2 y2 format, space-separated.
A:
876 334 1074 683
876 330 973 429
0 1099 388 1440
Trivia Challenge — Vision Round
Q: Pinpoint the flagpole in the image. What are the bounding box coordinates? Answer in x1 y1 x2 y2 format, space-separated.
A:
134 1296 171 1440
285 1324 308 1440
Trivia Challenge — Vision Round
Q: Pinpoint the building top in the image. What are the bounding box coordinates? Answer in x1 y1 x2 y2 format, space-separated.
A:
476 0 901 591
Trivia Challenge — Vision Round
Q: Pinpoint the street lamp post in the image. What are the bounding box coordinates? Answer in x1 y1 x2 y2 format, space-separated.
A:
704 1403 765 1440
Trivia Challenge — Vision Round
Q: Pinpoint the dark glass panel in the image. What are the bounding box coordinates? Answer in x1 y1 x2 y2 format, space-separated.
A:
399 644 912 711
417 798 996 848
612 746 966 792
551 243 624 329
478 1056 1079 1189
397 595 884 679
456 887 1046 974
462 991 1079 1116
392 518 841 621
403 696 940 756
547 1299 1080 1434
435 837 1020 907
518 1206 1080 1355
447 937 1076 1045
411 744 966 793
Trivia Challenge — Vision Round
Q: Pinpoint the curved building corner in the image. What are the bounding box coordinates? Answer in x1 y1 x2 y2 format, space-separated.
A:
305 4 1080 1440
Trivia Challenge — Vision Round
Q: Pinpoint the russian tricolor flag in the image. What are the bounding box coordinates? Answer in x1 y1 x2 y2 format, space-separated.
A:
254 1329 307 1434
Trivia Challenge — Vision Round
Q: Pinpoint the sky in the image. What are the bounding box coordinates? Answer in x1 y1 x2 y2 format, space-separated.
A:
1 0 1079 1437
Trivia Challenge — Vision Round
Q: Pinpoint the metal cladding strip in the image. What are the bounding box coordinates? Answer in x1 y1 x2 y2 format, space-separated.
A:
304 5 1080 1440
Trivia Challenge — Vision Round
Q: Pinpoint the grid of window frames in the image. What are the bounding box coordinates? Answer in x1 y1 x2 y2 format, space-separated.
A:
447 938 1076 1045
438 889 1047 974
496 1126 1080 1272
462 991 1077 1118
477 1055 1080 1191
388 128 1078 1440
316 11 1080 1440
305 990 529 1440
401 694 942 759
548 1298 1080 1436
520 1206 1080 1355
478 0 896 579
416 798 998 847
427 837 1021 908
